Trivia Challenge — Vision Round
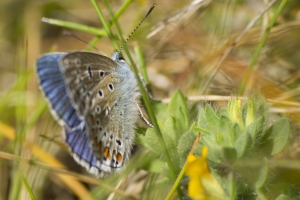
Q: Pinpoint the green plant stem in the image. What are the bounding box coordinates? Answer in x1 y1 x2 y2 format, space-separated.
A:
165 160 187 200
87 0 132 51
89 0 118 49
86 36 101 51
97 0 180 194
238 0 288 95
22 174 36 200
134 43 150 84
42 17 107 36
42 0 131 39
112 0 133 22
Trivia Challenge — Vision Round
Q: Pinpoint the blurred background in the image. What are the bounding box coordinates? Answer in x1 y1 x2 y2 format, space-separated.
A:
1 0 300 199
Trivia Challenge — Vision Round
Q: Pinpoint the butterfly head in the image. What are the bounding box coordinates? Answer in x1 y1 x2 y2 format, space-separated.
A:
111 52 129 69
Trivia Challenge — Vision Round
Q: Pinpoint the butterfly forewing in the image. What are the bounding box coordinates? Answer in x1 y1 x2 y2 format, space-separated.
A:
59 52 119 119
36 53 82 130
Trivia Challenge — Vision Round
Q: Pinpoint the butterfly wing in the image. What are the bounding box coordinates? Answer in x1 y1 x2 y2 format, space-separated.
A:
58 52 119 119
36 53 82 130
60 52 140 174
63 124 108 177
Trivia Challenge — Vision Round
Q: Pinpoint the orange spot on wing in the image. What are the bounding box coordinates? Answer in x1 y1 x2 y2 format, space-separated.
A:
117 153 123 163
104 147 111 160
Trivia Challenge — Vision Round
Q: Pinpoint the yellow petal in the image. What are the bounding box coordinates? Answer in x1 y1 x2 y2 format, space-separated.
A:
185 147 210 179
202 146 208 158
188 178 206 200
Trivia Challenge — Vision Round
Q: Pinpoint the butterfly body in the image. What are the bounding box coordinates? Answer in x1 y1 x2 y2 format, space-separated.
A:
36 51 140 177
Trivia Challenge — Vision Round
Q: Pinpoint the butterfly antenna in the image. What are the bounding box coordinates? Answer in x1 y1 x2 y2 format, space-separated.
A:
118 3 156 53
63 31 105 55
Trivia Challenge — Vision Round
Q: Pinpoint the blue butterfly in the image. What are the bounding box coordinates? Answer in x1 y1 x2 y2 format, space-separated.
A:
36 52 145 177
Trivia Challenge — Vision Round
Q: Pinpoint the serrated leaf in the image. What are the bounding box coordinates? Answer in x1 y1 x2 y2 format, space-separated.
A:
168 90 189 134
255 158 268 189
267 118 290 155
136 127 161 155
197 106 206 127
162 116 181 172
260 118 290 156
203 145 220 163
152 101 168 122
219 116 231 131
163 162 173 181
163 116 177 146
168 90 188 117
246 122 256 140
179 106 189 135
256 116 268 138
257 139 273 157
177 131 196 165
216 107 228 117
231 123 242 144
221 147 237 161
189 102 201 123
234 132 252 158
193 126 210 134
205 104 219 130
136 127 147 135
201 132 217 149
255 98 269 133
139 157 165 173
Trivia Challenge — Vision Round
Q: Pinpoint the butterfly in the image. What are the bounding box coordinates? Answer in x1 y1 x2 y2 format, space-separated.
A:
36 51 149 177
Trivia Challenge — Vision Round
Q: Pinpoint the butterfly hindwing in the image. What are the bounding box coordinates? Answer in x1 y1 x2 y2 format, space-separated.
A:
63 124 107 177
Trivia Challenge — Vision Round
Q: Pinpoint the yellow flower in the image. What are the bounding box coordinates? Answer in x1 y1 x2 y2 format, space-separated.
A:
185 146 211 200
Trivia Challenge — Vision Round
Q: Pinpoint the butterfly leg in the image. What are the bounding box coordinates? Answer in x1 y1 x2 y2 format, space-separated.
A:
135 100 153 128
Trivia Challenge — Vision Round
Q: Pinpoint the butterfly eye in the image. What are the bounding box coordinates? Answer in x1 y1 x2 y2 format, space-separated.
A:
118 55 125 62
